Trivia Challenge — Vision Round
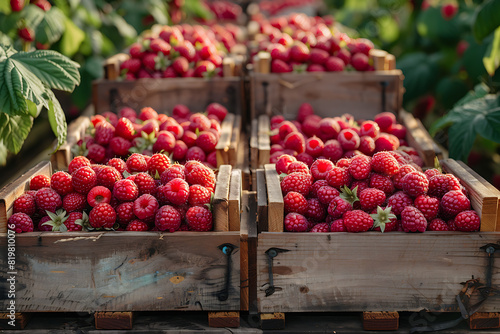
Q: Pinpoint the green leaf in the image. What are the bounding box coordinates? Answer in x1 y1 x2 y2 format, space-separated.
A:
60 18 86 57
47 91 67 149
35 7 66 45
448 122 476 162
26 100 39 118
104 12 137 40
0 141 7 165
435 78 470 109
473 0 500 42
416 6 460 43
0 113 33 154
483 27 500 76
23 5 45 31
397 52 440 102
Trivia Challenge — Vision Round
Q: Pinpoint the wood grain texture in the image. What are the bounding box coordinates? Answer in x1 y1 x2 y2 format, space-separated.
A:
399 110 438 167
237 131 250 191
0 313 31 330
207 311 240 328
104 53 129 80
256 169 268 233
257 115 270 168
468 312 500 329
0 232 240 312
95 311 133 329
441 159 499 232
229 114 242 166
363 311 399 330
216 113 235 167
241 191 258 313
264 164 283 233
92 77 243 116
240 192 250 311
257 232 500 313
229 169 242 232
260 312 285 330
250 119 259 169
250 71 404 120
213 165 232 232
0 161 52 233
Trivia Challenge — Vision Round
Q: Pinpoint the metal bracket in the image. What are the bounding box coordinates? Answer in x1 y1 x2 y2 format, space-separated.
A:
217 243 237 302
263 247 289 297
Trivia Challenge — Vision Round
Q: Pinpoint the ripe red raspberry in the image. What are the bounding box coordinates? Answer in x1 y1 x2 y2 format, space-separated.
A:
359 188 386 211
284 212 308 232
13 193 36 216
351 180 369 196
389 151 411 166
115 117 136 140
116 202 135 226
326 167 351 188
206 103 228 122
317 186 340 205
336 158 351 168
392 164 417 189
441 3 458 20
310 159 334 180
189 113 211 132
113 179 139 202
428 218 449 231
283 191 308 214
374 112 396 132
371 206 398 232
164 178 190 205
148 153 171 177
133 172 156 195
387 191 413 216
281 172 313 197
153 131 176 154
343 210 373 232
87 186 112 207
330 218 346 232
133 194 159 220
126 220 149 231
188 185 211 206
71 166 97 195
89 203 116 229
186 146 206 162
401 206 427 232
64 212 84 231
371 151 400 176
109 137 132 156
428 174 461 198
97 166 122 190
87 143 106 163
161 165 186 184
8 213 34 233
18 27 34 42
287 161 310 175
36 187 62 214
358 136 375 156
402 171 429 197
424 168 441 180
327 196 353 219
30 175 50 191
310 180 329 198
414 195 439 221
186 206 213 231
454 210 480 232
369 173 394 194
305 198 326 221
323 139 343 162
50 171 73 197
185 164 216 192
276 155 297 175
37 216 52 231
94 121 115 146
195 131 217 154
126 153 148 173
440 190 471 218
10 0 25 12
68 156 91 174
310 222 330 233
139 107 159 121
33 0 51 11
155 205 182 232
63 192 87 212
283 132 305 154
348 155 371 180
305 136 324 158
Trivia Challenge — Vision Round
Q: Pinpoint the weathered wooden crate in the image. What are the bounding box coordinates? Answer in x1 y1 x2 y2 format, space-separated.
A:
0 161 245 327
254 161 500 329
250 110 442 169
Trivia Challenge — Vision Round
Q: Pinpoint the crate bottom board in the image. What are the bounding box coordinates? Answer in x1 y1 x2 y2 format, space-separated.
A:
0 311 493 333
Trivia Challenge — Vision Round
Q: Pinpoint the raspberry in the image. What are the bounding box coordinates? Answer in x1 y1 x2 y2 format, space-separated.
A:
359 120 380 138
189 113 211 133
428 218 449 231
296 152 314 167
424 168 441 180
310 222 330 233
310 159 334 180
36 188 62 214
326 167 351 189
68 156 91 174
287 161 310 175
317 186 340 205
113 179 139 202
327 196 353 219
318 118 340 142
38 216 52 231
454 210 480 232
8 213 34 233
281 172 313 197
87 186 112 207
387 191 413 216
186 146 206 162
336 158 351 168
148 153 171 177
359 136 375 156
428 174 461 198
115 117 136 140
351 180 369 196
359 188 386 211
305 198 326 221
186 206 213 231
50 171 73 196
284 212 308 232
348 155 371 180
109 137 132 156
161 165 186 184
370 206 397 233
374 112 396 132
392 164 417 189
13 193 36 216
276 155 297 175
371 151 400 176
206 103 228 122
153 131 176 154
440 190 471 218
89 203 116 229
126 220 149 231
402 171 429 197
414 195 439 221
87 143 106 163
305 136 324 158
185 164 216 192
63 192 87 212
133 194 159 220
401 206 427 232
97 166 122 190
338 129 360 150
330 218 346 232
389 151 411 166
310 180 329 198
284 132 305 154
95 121 115 146
164 178 190 205
343 210 373 232
30 175 50 190
155 205 181 232
188 185 212 206
195 131 217 154
64 211 84 231
322 139 343 161
72 166 97 195
126 153 148 173
133 172 157 195
369 173 394 194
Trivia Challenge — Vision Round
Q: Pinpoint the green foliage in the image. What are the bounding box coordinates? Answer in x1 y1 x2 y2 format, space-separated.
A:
473 0 500 42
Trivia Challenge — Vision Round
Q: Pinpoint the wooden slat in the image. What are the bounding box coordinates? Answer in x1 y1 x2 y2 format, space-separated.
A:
257 232 500 312
216 113 235 167
240 191 258 313
240 191 250 311
213 165 232 231
95 311 133 330
369 49 388 71
0 313 31 330
441 159 499 232
386 54 396 70
208 311 240 328
104 53 130 80
250 71 404 120
0 232 240 311
256 169 268 233
222 57 235 77
363 311 399 330
228 169 242 232
260 312 285 330
228 115 241 166
469 312 500 329
237 131 250 191
264 164 283 233
258 115 271 168
456 160 500 231
399 110 439 167
0 161 52 233
250 119 259 170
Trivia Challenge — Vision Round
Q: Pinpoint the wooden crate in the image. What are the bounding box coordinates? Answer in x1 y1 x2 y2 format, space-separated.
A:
0 161 245 315
250 110 441 168
255 161 500 317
